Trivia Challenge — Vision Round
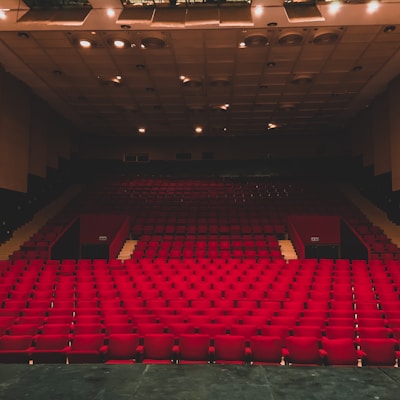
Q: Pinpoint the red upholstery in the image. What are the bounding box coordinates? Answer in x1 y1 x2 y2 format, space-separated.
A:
213 335 249 364
67 334 106 363
321 338 361 366
137 334 176 364
31 334 70 363
358 338 399 366
103 333 140 364
176 334 211 364
0 335 34 363
285 336 324 365
249 336 285 365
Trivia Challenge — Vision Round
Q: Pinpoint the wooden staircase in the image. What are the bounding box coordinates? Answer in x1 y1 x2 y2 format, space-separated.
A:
279 239 298 261
118 240 137 260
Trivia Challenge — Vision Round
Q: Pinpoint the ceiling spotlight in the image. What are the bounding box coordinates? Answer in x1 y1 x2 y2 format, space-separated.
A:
239 42 246 49
0 9 9 20
138 127 146 134
367 0 380 14
254 5 263 17
268 122 278 130
328 0 342 15
79 39 93 49
106 8 116 18
113 39 127 49
195 126 203 134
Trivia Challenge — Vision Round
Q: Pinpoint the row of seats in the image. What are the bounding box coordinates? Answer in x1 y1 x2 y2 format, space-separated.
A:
2 320 400 341
0 333 398 367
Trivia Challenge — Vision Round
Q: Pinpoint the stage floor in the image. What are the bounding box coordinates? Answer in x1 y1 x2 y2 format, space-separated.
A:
1 364 400 400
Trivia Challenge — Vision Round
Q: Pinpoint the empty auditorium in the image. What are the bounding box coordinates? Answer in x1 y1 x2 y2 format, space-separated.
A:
1 0 400 399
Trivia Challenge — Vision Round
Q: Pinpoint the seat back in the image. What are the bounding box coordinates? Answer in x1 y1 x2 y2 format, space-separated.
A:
214 335 246 362
285 336 322 364
71 334 105 350
321 338 358 365
107 334 140 360
250 336 284 363
142 334 175 360
178 334 211 362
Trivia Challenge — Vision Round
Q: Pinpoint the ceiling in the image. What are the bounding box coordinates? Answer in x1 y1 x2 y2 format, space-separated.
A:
0 0 400 137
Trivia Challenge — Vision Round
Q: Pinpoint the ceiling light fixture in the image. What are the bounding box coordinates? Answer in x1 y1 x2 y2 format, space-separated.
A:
268 122 278 130
254 5 263 17
195 126 203 134
367 0 380 14
328 0 342 15
0 9 9 20
114 39 126 49
138 127 146 134
106 8 116 18
79 39 94 49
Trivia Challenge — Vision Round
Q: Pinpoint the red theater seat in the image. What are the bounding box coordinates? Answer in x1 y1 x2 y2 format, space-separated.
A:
67 334 106 363
285 336 324 365
213 335 249 364
249 336 286 365
137 334 176 364
103 334 140 364
358 338 400 366
31 334 70 364
0 335 34 363
176 334 211 364
321 338 362 366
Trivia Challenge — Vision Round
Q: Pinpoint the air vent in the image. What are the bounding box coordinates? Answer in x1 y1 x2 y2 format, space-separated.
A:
278 32 303 46
313 32 339 45
292 75 313 84
244 34 269 47
141 37 165 49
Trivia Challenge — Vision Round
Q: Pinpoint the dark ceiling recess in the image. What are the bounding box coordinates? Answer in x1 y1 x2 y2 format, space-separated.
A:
244 35 269 47
141 37 166 49
24 0 90 7
278 32 303 46
313 32 339 45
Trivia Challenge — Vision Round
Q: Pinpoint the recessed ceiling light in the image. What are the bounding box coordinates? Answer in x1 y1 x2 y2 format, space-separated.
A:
352 65 363 72
239 41 246 48
0 9 9 20
278 32 303 46
136 64 145 70
113 39 127 49
138 127 146 134
313 32 339 45
328 1 342 15
106 8 116 18
268 122 279 130
367 0 380 14
79 39 94 49
244 34 269 47
267 62 276 68
254 5 263 17
195 126 203 134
